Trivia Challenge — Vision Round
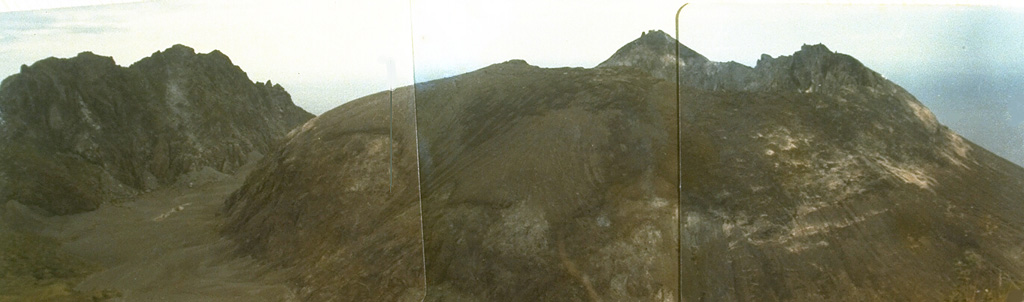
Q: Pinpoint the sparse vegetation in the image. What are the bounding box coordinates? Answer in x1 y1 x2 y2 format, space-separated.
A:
0 228 120 302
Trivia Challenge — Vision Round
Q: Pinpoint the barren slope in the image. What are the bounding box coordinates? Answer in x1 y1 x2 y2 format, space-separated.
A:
223 33 1024 301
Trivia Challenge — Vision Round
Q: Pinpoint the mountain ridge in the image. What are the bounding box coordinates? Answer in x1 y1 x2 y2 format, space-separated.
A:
219 31 1024 301
599 30 887 95
0 45 313 214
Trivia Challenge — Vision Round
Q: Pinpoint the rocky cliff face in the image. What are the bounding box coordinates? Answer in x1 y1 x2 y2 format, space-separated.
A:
223 32 1024 301
0 45 313 215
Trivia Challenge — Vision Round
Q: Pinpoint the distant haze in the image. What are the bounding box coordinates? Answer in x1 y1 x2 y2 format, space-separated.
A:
895 72 1024 165
1 1 1022 164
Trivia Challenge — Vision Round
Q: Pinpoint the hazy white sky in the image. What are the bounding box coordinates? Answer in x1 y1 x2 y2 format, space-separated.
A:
1 0 1022 114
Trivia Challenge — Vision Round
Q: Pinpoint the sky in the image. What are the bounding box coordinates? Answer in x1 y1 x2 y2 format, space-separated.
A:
1 0 1023 162
0 0 417 115
0 0 1019 113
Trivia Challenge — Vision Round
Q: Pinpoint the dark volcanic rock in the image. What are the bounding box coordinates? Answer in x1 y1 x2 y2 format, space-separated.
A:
753 43 885 92
599 30 886 94
224 32 1024 301
676 88 1024 301
413 62 679 301
223 62 681 301
599 29 709 81
606 31 1024 300
223 89 425 301
0 45 313 214
599 30 755 91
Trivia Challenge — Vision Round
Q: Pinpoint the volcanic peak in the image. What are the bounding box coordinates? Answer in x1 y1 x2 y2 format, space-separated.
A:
0 45 313 214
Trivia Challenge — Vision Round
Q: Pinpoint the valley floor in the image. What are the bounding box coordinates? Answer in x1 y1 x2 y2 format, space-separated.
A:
1 168 295 301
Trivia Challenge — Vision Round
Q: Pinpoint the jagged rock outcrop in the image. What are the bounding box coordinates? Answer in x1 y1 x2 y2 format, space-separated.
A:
599 30 885 94
0 45 313 214
599 29 709 80
223 31 1024 301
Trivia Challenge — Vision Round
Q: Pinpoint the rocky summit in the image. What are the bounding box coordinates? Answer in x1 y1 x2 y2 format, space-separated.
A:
599 30 883 94
224 30 1024 301
0 45 313 215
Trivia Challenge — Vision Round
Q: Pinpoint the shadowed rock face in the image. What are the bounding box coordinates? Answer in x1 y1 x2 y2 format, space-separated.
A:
0 45 313 214
223 32 1024 301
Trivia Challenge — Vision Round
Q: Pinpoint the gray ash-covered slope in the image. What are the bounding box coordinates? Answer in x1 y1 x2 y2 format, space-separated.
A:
222 31 1024 301
0 45 313 214
413 62 679 301
223 62 680 301
605 30 1024 300
673 78 1024 301
223 88 426 302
